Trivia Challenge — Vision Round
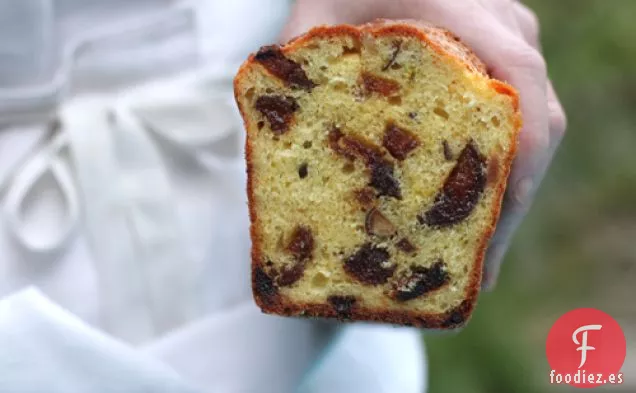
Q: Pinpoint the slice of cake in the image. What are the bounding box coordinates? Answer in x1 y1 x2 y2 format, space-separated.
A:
233 20 521 328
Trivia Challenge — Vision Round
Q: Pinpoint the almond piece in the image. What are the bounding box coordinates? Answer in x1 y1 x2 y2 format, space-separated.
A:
365 208 397 238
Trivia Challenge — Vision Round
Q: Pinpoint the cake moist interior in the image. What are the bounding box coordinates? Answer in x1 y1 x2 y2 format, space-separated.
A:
235 26 518 326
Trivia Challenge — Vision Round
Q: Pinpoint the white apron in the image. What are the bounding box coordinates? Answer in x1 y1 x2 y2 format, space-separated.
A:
0 1 426 392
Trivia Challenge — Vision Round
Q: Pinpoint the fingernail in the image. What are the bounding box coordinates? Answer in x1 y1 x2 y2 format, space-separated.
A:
514 177 534 206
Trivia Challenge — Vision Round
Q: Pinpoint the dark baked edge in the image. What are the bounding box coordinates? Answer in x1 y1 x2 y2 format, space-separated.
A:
234 21 522 329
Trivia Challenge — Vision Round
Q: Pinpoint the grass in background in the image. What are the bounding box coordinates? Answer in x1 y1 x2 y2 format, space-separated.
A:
426 1 636 392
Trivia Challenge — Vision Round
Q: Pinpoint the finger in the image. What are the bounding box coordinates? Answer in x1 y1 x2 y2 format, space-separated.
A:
478 0 522 34
279 0 341 43
547 81 567 154
513 1 541 50
481 193 528 291
279 0 406 43
514 2 567 150
483 78 566 290
481 3 556 290
514 3 567 157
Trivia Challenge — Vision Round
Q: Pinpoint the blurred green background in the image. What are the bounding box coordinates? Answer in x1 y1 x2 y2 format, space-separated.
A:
425 0 636 392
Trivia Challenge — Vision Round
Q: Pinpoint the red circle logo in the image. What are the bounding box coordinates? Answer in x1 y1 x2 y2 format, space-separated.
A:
546 308 626 388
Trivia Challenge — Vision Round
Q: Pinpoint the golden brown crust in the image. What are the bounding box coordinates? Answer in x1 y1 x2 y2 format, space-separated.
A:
362 19 489 76
235 21 522 329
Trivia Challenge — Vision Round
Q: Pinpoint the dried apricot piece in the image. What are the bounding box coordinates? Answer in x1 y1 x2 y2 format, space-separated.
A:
255 95 299 134
383 123 419 161
361 72 400 96
419 140 486 227
255 45 316 90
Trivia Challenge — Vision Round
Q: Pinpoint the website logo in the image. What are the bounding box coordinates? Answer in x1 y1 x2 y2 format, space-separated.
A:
573 324 602 369
546 308 626 388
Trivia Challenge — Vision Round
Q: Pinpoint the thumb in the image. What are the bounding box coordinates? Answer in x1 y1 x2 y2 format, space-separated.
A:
279 0 389 43
279 0 343 43
280 0 414 42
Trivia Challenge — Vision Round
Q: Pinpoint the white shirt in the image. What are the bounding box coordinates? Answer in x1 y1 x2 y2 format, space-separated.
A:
0 1 426 392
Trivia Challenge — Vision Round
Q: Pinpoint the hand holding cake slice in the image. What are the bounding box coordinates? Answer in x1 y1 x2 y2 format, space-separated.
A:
233 20 521 328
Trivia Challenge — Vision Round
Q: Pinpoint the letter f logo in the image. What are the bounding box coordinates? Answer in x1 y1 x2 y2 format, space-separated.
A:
572 324 602 368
